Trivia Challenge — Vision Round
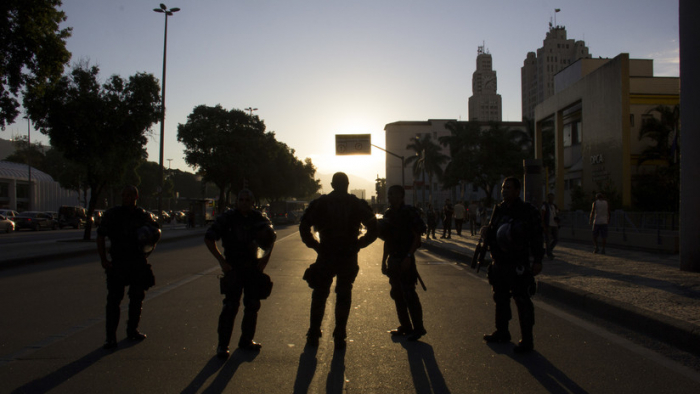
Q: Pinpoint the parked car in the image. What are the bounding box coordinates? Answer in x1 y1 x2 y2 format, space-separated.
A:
0 214 15 233
58 206 87 229
0 209 20 220
45 211 60 228
92 209 104 226
12 211 57 231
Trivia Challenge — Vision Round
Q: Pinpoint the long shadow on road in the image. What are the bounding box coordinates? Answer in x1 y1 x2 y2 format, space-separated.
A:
488 342 589 394
398 338 451 394
181 349 258 394
10 339 142 394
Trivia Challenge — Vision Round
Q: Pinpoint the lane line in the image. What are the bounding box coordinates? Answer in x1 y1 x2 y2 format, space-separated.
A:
0 266 219 366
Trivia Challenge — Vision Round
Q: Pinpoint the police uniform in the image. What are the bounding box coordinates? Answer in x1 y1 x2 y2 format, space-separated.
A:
299 190 377 344
485 197 544 350
205 208 271 350
98 205 158 343
381 204 426 337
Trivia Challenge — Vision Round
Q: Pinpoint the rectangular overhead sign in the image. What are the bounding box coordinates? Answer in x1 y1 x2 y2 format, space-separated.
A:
335 134 371 155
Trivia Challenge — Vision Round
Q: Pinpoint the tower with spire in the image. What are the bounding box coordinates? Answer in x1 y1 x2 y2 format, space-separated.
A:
468 44 502 122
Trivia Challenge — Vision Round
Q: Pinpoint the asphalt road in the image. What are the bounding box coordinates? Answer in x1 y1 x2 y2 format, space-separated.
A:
1 226 699 393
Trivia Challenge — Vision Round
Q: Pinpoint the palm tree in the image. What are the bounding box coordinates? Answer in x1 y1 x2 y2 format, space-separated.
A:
637 104 680 167
439 121 530 207
405 134 449 206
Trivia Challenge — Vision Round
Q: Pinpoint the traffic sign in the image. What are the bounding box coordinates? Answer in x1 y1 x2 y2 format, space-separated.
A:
335 134 371 155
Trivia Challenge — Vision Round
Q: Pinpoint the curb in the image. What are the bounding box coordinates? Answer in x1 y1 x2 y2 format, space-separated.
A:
420 241 700 355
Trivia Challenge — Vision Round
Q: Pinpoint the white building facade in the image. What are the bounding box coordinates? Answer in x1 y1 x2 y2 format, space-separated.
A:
0 161 80 211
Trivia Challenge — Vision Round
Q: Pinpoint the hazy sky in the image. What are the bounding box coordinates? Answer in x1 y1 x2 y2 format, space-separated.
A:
4 0 679 193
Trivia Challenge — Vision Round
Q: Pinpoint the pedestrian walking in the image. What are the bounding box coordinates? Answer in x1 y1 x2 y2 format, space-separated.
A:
540 193 560 259
482 177 544 353
426 204 437 240
467 200 479 236
299 172 378 348
453 200 466 236
441 199 454 239
379 185 428 341
204 189 276 358
589 192 610 254
97 185 160 350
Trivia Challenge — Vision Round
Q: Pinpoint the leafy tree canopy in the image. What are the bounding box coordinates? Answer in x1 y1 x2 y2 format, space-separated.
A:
1 0 72 128
178 105 319 208
440 121 530 207
24 63 161 239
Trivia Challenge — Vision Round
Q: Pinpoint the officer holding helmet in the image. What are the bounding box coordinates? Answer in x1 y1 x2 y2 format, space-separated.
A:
205 189 276 358
97 185 160 350
482 177 544 353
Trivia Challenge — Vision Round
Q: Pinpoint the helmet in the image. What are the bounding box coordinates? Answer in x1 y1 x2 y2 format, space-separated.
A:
254 222 276 258
496 219 526 253
137 224 161 256
377 218 391 241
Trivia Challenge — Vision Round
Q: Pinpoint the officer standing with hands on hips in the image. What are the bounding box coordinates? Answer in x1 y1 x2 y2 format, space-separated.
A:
205 189 276 358
97 185 160 350
379 185 427 341
299 172 378 349
482 177 544 353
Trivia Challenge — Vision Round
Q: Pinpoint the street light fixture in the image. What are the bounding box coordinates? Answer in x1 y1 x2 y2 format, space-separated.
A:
245 107 258 117
153 3 180 223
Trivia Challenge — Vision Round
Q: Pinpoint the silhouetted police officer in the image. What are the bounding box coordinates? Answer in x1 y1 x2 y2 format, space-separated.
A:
299 172 378 348
379 185 427 341
97 185 160 350
205 189 276 358
483 177 544 353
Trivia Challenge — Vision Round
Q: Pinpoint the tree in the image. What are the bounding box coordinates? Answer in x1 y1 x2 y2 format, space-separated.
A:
178 105 268 209
1 0 72 128
637 105 680 167
405 134 448 206
440 121 530 207
4 137 47 171
375 177 386 205
25 64 161 240
178 105 320 208
632 104 680 212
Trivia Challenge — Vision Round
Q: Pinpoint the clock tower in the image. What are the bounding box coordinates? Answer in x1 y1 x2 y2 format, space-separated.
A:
468 44 502 121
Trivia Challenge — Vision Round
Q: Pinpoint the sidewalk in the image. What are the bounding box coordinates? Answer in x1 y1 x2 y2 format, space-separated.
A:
419 230 700 355
0 224 208 269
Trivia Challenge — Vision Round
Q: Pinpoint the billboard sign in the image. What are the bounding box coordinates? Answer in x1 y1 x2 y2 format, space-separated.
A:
335 134 371 155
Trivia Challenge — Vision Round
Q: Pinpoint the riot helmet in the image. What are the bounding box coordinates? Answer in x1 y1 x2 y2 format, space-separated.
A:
137 224 161 256
496 219 526 253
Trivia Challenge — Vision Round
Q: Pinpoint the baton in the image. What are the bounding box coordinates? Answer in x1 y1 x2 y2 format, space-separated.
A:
417 271 427 291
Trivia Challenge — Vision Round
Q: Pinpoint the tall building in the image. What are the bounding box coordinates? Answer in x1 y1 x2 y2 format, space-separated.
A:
468 45 502 122
521 24 591 120
534 54 679 209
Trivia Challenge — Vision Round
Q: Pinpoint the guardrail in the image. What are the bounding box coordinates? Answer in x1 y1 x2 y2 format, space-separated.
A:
558 211 679 252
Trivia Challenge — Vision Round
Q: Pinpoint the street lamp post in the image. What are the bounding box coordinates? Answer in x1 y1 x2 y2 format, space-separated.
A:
24 116 31 210
244 107 258 117
153 3 180 222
